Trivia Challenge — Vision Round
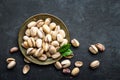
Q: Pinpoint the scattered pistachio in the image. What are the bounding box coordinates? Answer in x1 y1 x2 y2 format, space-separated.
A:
89 45 98 54
23 64 30 74
71 67 80 76
75 61 83 68
10 47 18 53
90 60 100 69
95 43 105 52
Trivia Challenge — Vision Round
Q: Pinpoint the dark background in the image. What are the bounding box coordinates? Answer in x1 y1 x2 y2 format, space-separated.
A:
0 0 120 80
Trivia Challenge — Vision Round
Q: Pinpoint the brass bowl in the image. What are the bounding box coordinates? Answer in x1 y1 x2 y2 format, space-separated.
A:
18 13 70 65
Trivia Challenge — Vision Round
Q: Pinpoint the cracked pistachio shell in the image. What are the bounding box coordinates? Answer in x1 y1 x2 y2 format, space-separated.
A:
90 60 100 69
89 45 98 54
6 58 15 63
38 54 47 61
61 59 71 68
36 19 44 28
26 48 33 55
52 52 61 59
51 41 59 47
49 46 57 54
37 29 45 39
51 31 57 40
60 39 68 47
7 61 16 69
54 61 62 70
45 34 52 43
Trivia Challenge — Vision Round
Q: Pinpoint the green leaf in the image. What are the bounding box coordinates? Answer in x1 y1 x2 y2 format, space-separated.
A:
58 44 71 53
62 49 73 57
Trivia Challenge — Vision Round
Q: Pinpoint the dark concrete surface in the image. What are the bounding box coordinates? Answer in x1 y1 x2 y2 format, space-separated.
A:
0 0 120 80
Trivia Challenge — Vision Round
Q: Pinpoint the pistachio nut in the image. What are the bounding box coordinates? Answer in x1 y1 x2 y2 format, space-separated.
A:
37 29 45 39
45 34 52 43
57 34 63 42
38 54 47 61
90 60 100 69
27 38 33 47
22 41 29 49
36 39 42 48
51 31 57 40
7 61 16 69
26 48 33 55
71 39 80 47
36 19 44 28
58 29 66 38
30 37 36 47
27 21 37 28
49 22 56 30
51 41 59 47
63 68 71 74
54 61 62 70
43 42 49 52
89 45 98 54
10 47 18 53
46 52 51 58
61 59 71 68
52 52 61 59
23 36 29 41
30 27 38 37
60 39 68 47
6 58 15 63
49 46 57 54
23 64 30 74
25 29 31 36
45 18 51 25
95 43 105 52
55 25 60 31
43 24 51 34
33 48 43 57
71 67 80 76
75 61 83 67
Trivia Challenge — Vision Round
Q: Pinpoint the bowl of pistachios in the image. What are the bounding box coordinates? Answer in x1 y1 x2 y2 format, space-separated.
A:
18 13 70 65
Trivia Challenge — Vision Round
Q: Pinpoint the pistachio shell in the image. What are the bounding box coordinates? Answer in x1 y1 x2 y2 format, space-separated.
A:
75 61 83 67
71 67 80 76
49 22 56 30
89 45 98 54
23 36 29 41
6 58 15 63
26 48 33 55
60 39 68 46
23 64 30 74
51 41 59 47
7 61 16 69
33 48 43 57
71 39 80 47
45 18 51 25
25 29 31 36
54 61 62 70
37 29 45 39
61 59 71 68
45 34 52 42
43 24 51 34
36 39 42 48
30 37 36 47
58 29 66 38
57 34 63 42
46 52 51 57
49 46 57 54
55 25 60 31
51 31 57 40
90 60 100 69
27 38 33 47
27 21 37 28
22 41 29 49
36 19 44 27
43 42 49 52
10 47 18 53
52 52 61 59
38 54 47 61
30 27 38 37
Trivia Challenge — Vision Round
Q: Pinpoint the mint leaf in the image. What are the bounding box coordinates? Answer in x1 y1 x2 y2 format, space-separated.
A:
62 49 73 57
58 44 71 53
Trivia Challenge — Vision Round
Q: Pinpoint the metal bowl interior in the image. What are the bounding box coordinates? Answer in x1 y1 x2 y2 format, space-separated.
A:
18 13 70 65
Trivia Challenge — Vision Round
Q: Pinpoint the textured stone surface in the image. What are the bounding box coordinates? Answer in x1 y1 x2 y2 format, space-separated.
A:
0 0 120 80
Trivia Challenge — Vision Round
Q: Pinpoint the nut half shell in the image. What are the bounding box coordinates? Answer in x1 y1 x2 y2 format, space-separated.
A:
23 64 30 74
